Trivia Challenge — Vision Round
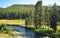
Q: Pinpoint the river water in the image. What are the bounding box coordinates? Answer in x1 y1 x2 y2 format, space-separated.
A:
5 25 60 38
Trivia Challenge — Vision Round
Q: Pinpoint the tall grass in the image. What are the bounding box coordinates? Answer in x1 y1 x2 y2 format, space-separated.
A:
0 24 13 36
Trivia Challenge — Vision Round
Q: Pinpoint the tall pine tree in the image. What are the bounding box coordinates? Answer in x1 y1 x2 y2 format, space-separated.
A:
34 0 42 28
50 3 58 31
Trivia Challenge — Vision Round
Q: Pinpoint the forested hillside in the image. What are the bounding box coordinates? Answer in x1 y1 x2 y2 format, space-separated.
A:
0 4 60 20
0 4 34 19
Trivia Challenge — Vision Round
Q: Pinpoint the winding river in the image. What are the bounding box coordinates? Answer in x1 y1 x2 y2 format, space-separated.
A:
5 25 60 38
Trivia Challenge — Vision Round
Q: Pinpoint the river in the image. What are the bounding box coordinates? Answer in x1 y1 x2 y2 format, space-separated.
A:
5 25 60 38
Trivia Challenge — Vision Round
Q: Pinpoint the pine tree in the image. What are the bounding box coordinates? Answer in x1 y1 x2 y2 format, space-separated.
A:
34 0 42 28
50 3 58 31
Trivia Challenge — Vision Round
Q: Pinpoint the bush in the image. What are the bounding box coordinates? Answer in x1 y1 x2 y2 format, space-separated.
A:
0 24 13 36
6 28 13 36
34 29 54 36
0 24 6 33
53 30 60 35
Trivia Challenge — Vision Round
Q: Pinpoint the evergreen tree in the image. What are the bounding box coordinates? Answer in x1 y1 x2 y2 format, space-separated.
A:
34 0 42 28
44 7 50 29
25 11 33 27
50 3 58 31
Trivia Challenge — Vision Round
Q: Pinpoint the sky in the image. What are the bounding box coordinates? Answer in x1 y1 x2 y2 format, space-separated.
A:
0 0 60 8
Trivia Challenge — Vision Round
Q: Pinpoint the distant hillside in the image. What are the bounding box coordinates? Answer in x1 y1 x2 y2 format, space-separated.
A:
2 4 35 13
0 4 35 19
0 4 60 13
0 4 60 19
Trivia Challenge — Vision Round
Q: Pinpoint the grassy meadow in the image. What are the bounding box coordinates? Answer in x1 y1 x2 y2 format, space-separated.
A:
0 19 60 30
0 19 25 25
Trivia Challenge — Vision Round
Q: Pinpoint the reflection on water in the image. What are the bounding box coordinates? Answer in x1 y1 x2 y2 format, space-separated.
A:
34 33 51 38
35 33 41 38
25 29 34 38
5 25 60 38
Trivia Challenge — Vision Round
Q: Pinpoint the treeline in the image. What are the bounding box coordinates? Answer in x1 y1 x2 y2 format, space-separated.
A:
0 11 30 19
0 5 34 19
0 4 60 20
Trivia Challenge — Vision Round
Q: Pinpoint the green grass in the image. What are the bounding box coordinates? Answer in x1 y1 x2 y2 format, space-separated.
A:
0 24 20 38
24 25 60 36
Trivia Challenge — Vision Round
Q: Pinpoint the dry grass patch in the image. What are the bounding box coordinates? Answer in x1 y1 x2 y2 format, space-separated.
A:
0 33 13 38
0 19 25 25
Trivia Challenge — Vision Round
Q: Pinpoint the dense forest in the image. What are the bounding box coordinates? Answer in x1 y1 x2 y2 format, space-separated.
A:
0 4 34 19
0 4 60 22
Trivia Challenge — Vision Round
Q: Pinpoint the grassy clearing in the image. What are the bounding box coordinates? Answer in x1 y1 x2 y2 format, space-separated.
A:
0 19 25 25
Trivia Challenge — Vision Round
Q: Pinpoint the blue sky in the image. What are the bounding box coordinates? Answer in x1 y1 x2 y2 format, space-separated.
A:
0 0 60 8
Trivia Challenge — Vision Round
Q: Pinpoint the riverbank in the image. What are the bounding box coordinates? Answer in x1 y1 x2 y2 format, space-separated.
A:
11 24 60 36
0 33 12 38
0 20 60 36
0 31 27 38
0 24 27 38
